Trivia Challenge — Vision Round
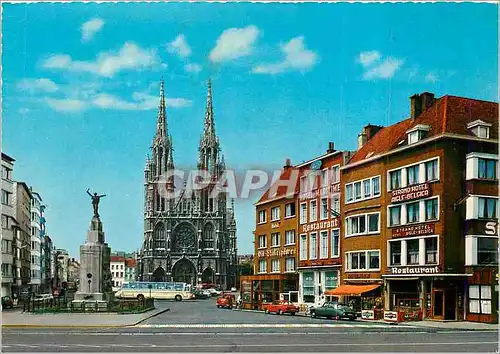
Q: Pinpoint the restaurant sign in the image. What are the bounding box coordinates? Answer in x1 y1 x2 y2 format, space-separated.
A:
392 223 435 238
390 183 430 204
389 266 439 275
258 248 295 258
301 218 339 233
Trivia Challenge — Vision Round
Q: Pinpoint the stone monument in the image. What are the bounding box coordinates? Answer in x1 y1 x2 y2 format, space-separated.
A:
73 189 113 309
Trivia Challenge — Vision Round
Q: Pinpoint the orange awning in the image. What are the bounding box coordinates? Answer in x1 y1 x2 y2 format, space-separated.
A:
324 284 380 296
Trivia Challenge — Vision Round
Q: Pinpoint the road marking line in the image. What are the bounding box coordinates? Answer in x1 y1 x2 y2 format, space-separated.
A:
5 341 497 349
135 323 415 329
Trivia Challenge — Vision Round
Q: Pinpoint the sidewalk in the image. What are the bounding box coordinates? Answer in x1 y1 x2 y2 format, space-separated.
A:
409 320 499 331
238 309 498 331
1 308 169 328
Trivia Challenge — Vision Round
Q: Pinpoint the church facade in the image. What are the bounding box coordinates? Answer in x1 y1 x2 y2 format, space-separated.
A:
136 79 238 290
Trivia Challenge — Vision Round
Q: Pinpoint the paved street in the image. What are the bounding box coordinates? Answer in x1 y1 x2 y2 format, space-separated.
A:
2 298 498 352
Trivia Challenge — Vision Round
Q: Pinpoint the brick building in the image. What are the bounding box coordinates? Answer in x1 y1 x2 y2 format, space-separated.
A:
296 143 355 306
338 92 498 323
240 159 299 310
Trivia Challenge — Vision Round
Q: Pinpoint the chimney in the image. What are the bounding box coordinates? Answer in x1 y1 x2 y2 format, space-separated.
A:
327 142 335 153
358 124 383 149
284 158 291 169
410 94 423 119
421 92 435 112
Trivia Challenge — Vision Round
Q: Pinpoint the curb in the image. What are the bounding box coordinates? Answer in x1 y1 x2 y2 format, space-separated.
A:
1 308 170 329
131 308 170 327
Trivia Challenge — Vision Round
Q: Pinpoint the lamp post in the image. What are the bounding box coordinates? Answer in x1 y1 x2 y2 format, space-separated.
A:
148 284 152 300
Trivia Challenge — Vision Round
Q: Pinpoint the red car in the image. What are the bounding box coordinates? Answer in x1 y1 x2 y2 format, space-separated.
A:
265 300 299 315
216 294 235 309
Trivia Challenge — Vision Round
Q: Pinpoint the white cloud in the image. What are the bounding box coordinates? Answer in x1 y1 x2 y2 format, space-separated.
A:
184 63 202 73
46 98 85 113
425 72 439 83
167 34 192 58
81 18 104 42
209 25 259 63
359 51 381 67
252 36 318 75
18 108 30 114
357 51 404 80
17 78 59 93
41 42 159 77
92 92 192 111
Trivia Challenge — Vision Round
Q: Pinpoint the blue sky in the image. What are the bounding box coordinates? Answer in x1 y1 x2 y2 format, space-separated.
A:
2 2 497 258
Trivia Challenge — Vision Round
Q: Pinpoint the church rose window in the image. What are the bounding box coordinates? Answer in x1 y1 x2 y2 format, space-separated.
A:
175 224 196 250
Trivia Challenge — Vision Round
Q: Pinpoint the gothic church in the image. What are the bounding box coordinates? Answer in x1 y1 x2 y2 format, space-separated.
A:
137 79 237 290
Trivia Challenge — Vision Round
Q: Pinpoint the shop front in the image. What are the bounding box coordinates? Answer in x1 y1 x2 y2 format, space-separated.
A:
298 267 340 307
384 274 466 321
465 268 498 324
240 274 298 311
325 283 383 319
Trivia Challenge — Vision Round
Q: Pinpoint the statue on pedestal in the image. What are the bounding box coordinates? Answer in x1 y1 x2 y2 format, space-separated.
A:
87 189 106 218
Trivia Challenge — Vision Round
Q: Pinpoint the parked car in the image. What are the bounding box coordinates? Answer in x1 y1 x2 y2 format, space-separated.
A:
310 302 356 321
216 294 235 309
230 287 237 292
1 296 14 309
192 290 211 299
208 288 222 297
265 300 299 315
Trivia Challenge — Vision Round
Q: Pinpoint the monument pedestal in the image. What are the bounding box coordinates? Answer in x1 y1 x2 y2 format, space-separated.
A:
73 216 113 309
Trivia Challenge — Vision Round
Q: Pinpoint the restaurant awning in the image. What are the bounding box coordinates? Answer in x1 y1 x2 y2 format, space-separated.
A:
324 284 381 296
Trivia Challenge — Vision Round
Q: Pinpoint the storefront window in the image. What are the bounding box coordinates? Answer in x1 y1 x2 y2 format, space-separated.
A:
302 272 314 303
477 238 498 265
469 285 492 314
407 239 419 265
324 271 338 291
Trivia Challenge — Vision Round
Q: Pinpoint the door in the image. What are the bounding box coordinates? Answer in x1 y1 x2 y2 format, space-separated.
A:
444 288 456 320
433 290 444 319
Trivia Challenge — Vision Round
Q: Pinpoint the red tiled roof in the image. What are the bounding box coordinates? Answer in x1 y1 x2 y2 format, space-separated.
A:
110 256 125 262
347 95 498 165
126 258 136 268
256 167 299 205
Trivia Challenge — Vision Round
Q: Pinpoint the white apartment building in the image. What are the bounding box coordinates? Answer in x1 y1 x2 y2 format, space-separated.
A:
111 255 125 291
1 153 16 297
30 189 43 293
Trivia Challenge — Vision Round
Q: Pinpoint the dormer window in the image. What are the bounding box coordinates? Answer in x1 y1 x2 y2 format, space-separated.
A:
406 124 431 145
467 120 492 139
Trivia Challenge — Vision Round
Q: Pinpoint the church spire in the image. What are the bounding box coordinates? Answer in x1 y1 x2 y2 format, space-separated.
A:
155 78 168 143
203 78 216 139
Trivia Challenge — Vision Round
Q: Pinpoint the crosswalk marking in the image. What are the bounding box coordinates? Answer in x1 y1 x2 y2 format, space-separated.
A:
135 323 415 329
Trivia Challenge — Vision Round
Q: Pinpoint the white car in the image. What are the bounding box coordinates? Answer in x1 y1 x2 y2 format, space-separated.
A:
208 288 222 296
230 287 237 292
